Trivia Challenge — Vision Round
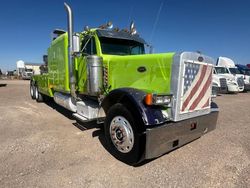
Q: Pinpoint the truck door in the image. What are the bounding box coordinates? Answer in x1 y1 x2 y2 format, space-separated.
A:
77 36 97 93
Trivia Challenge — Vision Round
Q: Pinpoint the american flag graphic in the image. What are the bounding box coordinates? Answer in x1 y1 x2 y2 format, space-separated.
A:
181 61 213 113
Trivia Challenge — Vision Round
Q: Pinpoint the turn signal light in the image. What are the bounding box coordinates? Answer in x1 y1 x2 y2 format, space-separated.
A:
144 94 153 105
144 93 172 106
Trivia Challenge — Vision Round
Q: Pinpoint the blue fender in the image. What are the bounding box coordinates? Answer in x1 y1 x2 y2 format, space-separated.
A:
101 88 167 127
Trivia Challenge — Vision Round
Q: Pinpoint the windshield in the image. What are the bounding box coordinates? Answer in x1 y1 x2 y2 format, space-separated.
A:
246 70 250 76
25 68 33 72
100 37 145 55
229 68 241 74
241 69 250 76
215 67 229 74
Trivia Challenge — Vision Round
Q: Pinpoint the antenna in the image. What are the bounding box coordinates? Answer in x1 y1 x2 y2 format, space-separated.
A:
150 0 165 42
128 5 134 26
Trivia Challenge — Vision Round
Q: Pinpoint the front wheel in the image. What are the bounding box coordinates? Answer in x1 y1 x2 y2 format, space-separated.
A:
104 103 145 165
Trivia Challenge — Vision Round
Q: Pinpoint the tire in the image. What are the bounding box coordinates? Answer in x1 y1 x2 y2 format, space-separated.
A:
35 85 44 102
104 103 145 165
30 82 35 99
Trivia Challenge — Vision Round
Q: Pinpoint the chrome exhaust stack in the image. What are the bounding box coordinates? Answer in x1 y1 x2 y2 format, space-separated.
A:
64 2 76 99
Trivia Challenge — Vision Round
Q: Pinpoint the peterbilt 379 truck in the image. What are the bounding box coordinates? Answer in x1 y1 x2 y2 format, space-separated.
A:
30 3 218 165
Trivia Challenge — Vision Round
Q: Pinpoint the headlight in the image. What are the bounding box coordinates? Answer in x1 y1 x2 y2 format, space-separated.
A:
144 94 172 106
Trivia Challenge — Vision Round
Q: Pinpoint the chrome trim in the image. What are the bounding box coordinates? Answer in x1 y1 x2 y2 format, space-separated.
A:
145 110 218 159
76 100 99 120
53 92 77 112
87 55 103 96
171 52 215 122
64 3 76 99
110 116 134 153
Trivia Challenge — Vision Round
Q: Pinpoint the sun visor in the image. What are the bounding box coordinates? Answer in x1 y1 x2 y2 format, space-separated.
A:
96 29 146 44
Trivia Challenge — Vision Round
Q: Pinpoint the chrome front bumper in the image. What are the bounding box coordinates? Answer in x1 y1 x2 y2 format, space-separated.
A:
144 109 219 159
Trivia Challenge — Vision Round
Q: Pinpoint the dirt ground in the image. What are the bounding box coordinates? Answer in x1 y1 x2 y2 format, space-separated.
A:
0 80 249 188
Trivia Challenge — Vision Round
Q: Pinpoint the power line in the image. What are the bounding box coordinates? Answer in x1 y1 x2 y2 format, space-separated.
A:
128 5 134 26
150 0 165 42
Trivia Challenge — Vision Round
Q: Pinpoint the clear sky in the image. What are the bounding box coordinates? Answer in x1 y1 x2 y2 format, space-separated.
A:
0 0 250 71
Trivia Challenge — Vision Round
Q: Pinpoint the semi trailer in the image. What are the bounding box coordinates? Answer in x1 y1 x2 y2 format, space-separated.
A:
30 3 218 165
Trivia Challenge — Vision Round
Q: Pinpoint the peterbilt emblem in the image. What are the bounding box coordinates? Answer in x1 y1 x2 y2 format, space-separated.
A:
198 56 204 62
137 66 147 73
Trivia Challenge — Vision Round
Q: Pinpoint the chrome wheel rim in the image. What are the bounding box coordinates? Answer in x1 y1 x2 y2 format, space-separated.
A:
109 116 134 153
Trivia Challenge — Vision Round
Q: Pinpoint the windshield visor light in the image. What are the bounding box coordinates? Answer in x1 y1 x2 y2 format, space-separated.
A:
144 94 172 106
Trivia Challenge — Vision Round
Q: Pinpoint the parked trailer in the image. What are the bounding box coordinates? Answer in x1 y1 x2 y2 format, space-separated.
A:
30 3 218 165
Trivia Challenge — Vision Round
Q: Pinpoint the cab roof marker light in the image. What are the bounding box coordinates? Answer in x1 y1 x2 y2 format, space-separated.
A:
98 21 113 29
107 21 113 29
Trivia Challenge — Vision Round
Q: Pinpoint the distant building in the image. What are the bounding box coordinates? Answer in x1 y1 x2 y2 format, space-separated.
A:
16 60 25 76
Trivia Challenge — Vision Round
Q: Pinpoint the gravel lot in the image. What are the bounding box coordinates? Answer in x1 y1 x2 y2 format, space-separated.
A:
0 80 249 188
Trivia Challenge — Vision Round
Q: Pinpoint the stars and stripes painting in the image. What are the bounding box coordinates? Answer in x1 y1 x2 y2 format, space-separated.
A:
181 61 213 113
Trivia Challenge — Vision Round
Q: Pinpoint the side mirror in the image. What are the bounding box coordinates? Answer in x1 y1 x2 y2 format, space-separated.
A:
149 45 154 54
145 44 154 54
43 55 48 65
73 34 80 53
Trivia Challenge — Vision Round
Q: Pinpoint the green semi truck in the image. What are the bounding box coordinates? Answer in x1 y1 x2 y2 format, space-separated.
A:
30 3 218 165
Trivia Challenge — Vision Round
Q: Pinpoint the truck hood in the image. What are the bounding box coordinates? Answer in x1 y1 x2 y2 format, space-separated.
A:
102 53 175 94
216 73 236 80
234 74 244 78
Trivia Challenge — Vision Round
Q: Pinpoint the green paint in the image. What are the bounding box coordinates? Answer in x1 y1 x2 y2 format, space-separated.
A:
48 33 70 93
33 29 175 97
103 53 174 94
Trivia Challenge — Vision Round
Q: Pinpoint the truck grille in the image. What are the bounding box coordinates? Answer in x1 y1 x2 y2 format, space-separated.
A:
180 61 212 113
170 52 214 122
219 78 227 91
237 77 244 87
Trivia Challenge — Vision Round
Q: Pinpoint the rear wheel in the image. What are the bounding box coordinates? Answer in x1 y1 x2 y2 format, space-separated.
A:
104 103 145 165
35 85 44 102
30 82 35 99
